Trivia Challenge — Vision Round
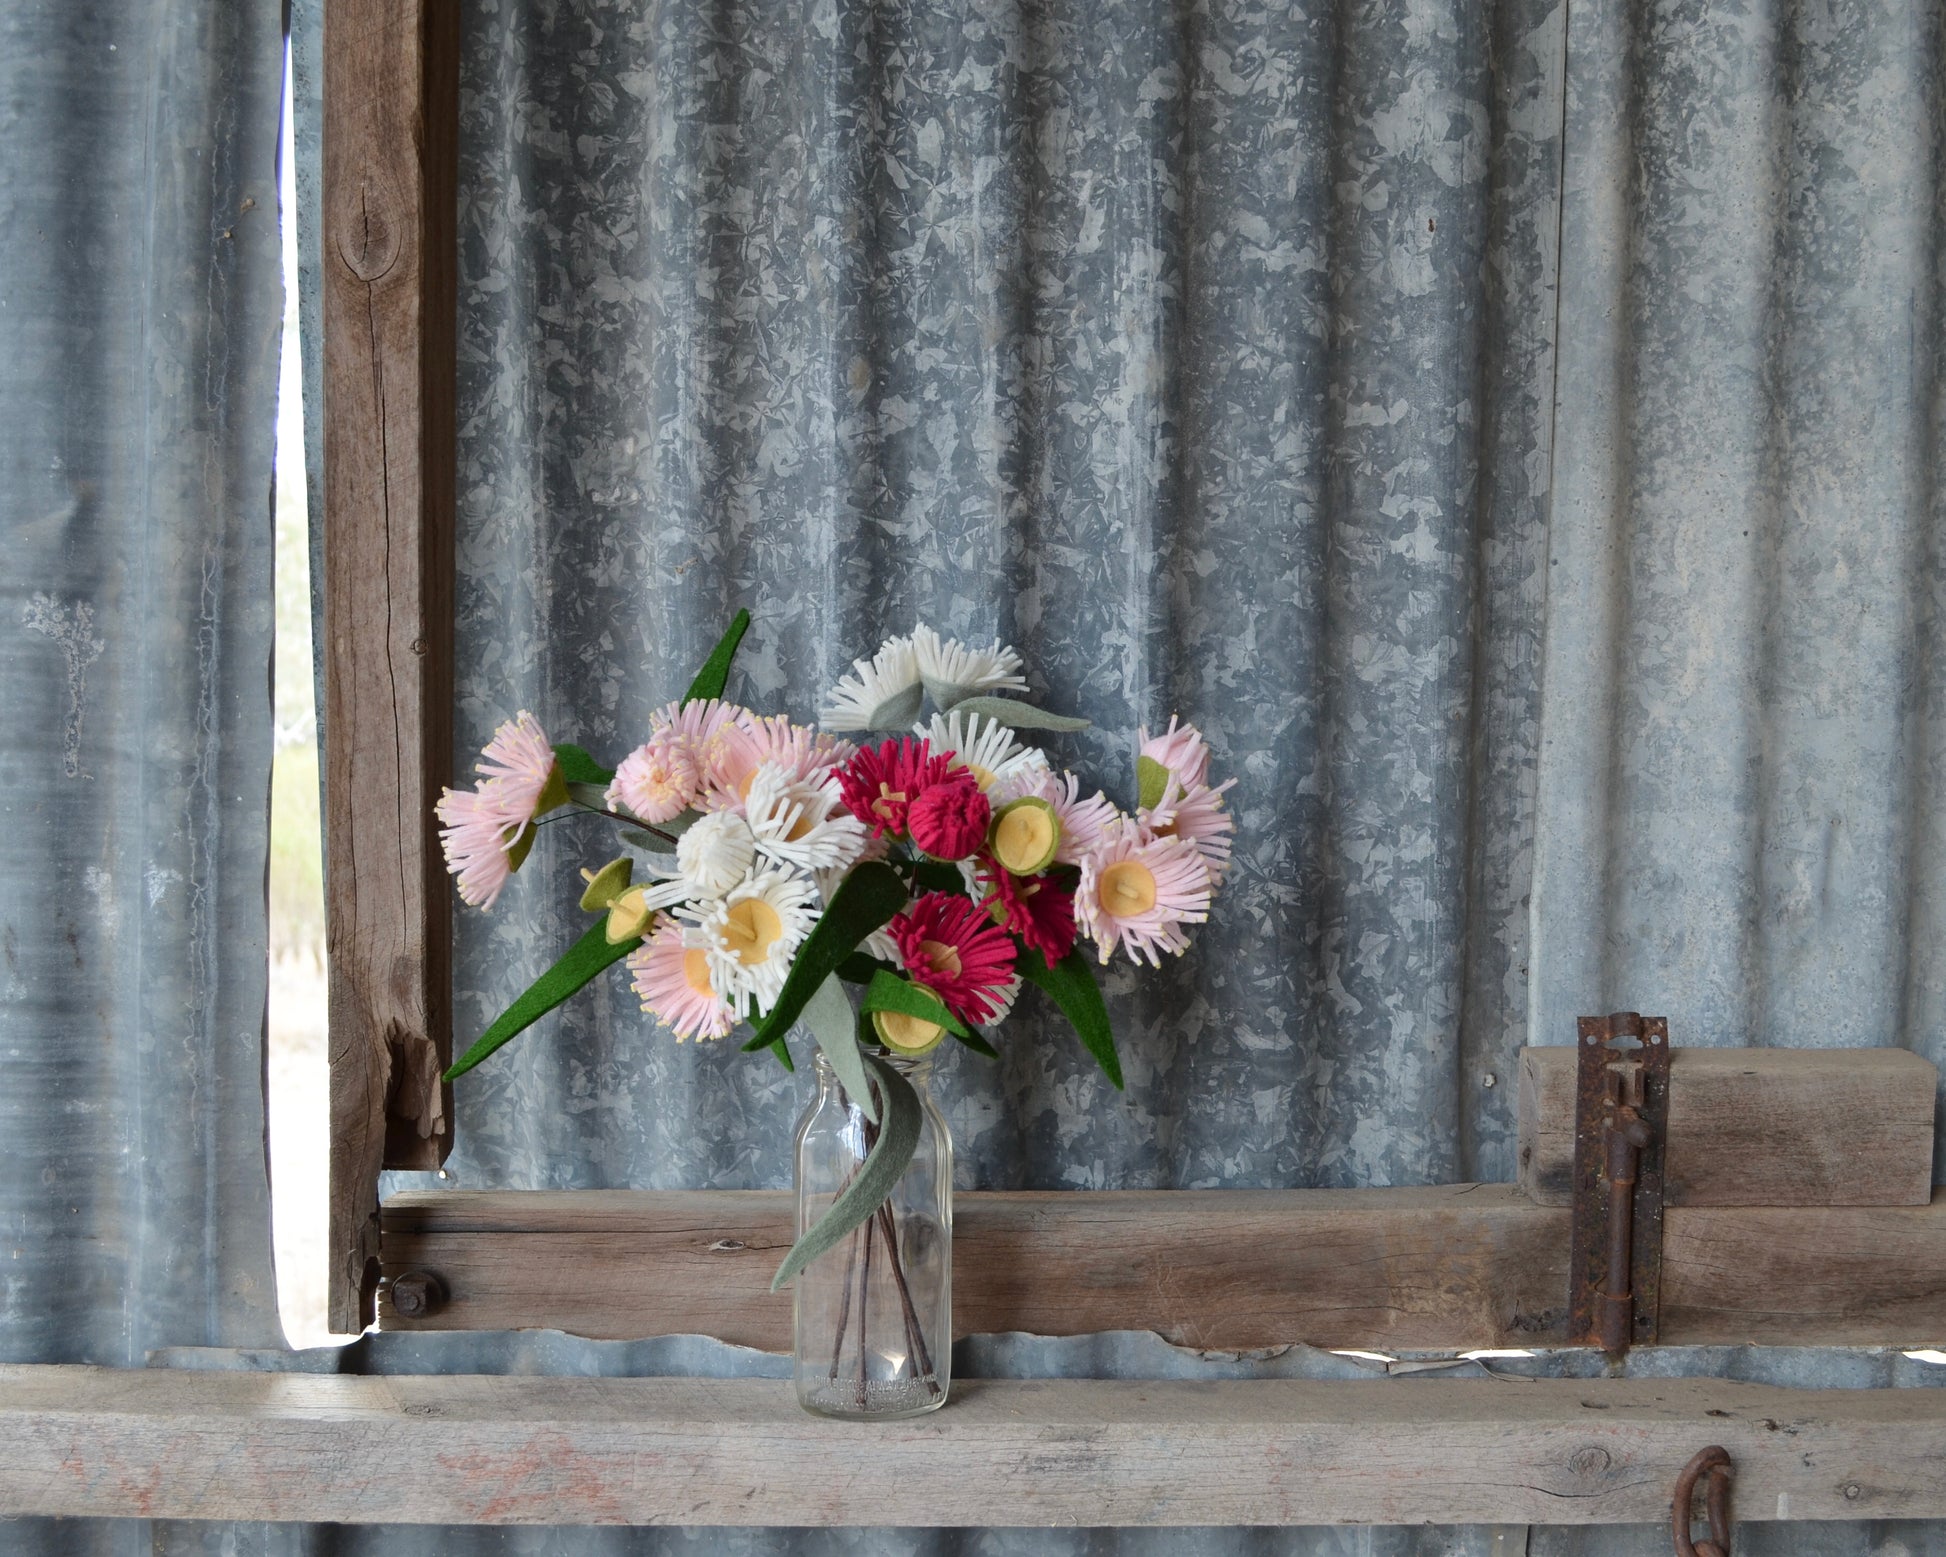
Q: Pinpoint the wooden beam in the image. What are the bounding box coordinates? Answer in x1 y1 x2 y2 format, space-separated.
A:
322 0 460 1333
4 1366 1942 1526
1518 1046 1937 1207
376 1187 1946 1351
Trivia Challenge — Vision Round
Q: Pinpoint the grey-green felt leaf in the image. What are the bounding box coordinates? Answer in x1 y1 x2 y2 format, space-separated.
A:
770 1053 921 1292
801 974 876 1125
921 676 980 711
865 682 925 732
1137 755 1171 811
947 695 1090 732
567 781 614 810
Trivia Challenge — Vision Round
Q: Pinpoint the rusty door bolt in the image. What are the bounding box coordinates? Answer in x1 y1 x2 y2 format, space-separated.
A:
388 1270 448 1319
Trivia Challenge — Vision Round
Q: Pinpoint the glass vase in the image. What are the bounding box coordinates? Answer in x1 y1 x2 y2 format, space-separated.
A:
791 1050 952 1418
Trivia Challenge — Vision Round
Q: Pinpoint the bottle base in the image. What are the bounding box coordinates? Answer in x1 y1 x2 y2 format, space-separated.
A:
795 1376 951 1420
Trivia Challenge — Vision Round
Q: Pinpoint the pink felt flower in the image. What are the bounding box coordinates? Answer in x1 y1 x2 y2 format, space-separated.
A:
435 784 519 909
976 860 1078 969
836 737 958 839
1076 831 1212 967
701 711 853 810
906 777 991 861
608 728 702 823
436 711 563 909
1141 775 1237 879
888 891 1018 1025
606 698 736 820
1138 716 1215 788
628 919 735 1042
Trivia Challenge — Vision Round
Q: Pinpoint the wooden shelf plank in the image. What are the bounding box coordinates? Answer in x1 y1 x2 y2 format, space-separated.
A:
4 1366 1942 1527
1517 1046 1938 1207
377 1187 1946 1352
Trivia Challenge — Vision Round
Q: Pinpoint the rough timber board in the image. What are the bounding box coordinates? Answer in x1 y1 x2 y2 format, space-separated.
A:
322 0 460 1334
3 1367 1942 1527
377 1187 1946 1351
1517 1046 1937 1207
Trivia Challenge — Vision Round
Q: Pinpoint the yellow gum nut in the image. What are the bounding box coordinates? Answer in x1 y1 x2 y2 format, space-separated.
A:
872 1008 947 1055
604 885 654 944
579 856 634 911
989 796 1060 875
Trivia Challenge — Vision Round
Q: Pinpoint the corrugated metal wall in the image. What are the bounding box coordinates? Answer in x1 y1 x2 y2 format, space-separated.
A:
0 0 1940 1550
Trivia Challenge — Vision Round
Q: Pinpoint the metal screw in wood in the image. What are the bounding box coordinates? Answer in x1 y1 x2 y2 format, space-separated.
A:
1672 1445 1733 1557
388 1270 448 1320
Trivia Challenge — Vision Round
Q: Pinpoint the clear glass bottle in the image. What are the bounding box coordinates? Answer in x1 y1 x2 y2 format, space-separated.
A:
792 1050 952 1418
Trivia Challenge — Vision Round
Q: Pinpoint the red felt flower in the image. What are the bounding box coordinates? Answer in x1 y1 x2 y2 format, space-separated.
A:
906 776 991 861
888 891 1018 1025
977 859 1079 969
836 736 958 839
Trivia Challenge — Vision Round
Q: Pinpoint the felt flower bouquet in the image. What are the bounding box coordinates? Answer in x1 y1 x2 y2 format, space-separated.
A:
436 611 1233 1295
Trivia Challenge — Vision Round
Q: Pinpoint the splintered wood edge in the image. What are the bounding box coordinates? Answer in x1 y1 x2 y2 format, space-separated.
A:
4 1368 1943 1526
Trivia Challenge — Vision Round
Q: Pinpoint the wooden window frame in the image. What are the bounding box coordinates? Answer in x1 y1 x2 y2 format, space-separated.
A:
318 0 1946 1370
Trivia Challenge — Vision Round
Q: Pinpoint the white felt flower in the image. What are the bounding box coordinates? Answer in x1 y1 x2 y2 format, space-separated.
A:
745 761 869 873
911 624 1028 704
686 867 818 1017
675 809 757 898
821 635 921 732
913 710 1037 793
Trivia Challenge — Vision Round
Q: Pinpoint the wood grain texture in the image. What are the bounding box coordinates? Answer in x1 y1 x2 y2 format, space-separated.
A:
377 1187 1946 1350
323 0 460 1333
3 1366 1941 1527
1518 1046 1937 1207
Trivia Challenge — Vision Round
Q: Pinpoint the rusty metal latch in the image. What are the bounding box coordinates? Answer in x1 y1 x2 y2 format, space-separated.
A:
1569 1013 1671 1358
1672 1445 1733 1557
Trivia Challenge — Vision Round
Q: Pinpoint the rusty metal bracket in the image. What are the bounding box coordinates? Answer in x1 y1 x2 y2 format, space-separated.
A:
1569 1012 1671 1358
1672 1445 1733 1557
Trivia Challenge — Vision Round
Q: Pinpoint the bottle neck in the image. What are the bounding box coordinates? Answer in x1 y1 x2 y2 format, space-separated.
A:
812 1049 933 1093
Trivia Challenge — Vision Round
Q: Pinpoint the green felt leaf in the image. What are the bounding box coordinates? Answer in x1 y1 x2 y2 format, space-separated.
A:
801 974 877 1125
740 861 910 1055
770 1053 922 1292
1137 755 1171 811
554 744 615 787
921 676 980 711
911 859 967 895
567 781 615 811
836 951 893 984
445 920 642 1081
860 969 968 1037
1017 943 1124 1090
866 682 926 732
947 695 1090 733
682 609 752 705
951 1023 1000 1060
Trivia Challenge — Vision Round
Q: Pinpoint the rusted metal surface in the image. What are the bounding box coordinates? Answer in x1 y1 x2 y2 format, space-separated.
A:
1570 1013 1672 1357
386 1271 448 1320
1672 1444 1733 1557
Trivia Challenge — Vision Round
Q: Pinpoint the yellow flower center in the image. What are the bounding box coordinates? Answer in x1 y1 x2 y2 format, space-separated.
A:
958 759 998 791
919 939 963 980
682 948 715 998
992 800 1057 873
604 885 653 944
721 897 785 966
873 783 908 823
786 811 816 842
1098 859 1159 918
874 1010 945 1053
